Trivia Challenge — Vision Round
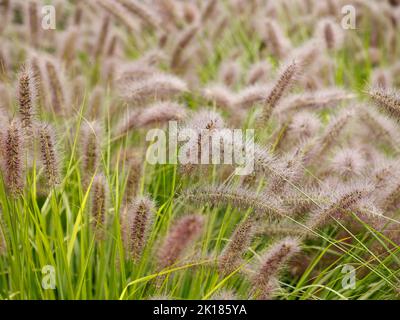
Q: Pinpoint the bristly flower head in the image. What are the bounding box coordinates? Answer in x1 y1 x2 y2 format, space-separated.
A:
330 148 366 180
91 174 108 240
117 101 187 137
367 86 400 122
252 237 300 299
125 196 155 261
157 214 204 270
81 121 103 185
288 111 321 141
182 185 285 219
246 61 271 85
316 18 344 51
17 65 37 135
259 59 300 125
2 120 24 197
38 123 60 187
218 217 256 275
119 73 188 104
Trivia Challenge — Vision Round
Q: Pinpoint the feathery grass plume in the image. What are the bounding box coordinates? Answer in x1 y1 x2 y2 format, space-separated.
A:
371 68 392 89
259 60 299 126
81 121 102 185
97 0 138 32
0 0 10 34
200 0 217 22
182 185 285 219
369 159 398 194
330 148 366 180
2 120 24 196
211 289 238 300
218 216 256 275
288 40 322 71
27 0 39 47
179 110 225 172
367 86 400 122
117 0 160 29
157 214 204 270
29 54 45 110
252 237 300 300
87 86 104 119
125 196 155 261
219 60 241 88
275 88 356 116
234 84 270 109
316 18 344 51
357 105 400 151
59 27 79 65
91 174 108 239
282 185 326 216
182 2 199 24
154 0 181 29
119 73 188 104
306 182 369 232
257 221 308 239
170 24 199 71
93 14 111 58
73 1 83 26
71 75 86 109
38 123 60 187
379 177 400 212
45 59 66 115
116 101 186 137
266 149 304 195
305 110 353 165
264 19 292 59
114 62 157 87
17 65 36 136
202 84 235 111
252 143 282 177
123 155 142 204
246 61 271 85
288 111 321 141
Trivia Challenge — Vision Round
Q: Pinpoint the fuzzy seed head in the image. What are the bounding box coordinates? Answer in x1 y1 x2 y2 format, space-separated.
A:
38 124 60 187
157 214 204 269
252 237 300 299
91 174 108 239
2 120 24 196
126 196 155 261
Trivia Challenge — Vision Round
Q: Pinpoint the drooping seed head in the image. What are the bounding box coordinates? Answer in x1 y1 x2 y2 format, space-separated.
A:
218 217 256 275
252 237 300 299
38 123 60 187
367 86 400 122
157 214 204 269
260 60 300 125
119 73 188 105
